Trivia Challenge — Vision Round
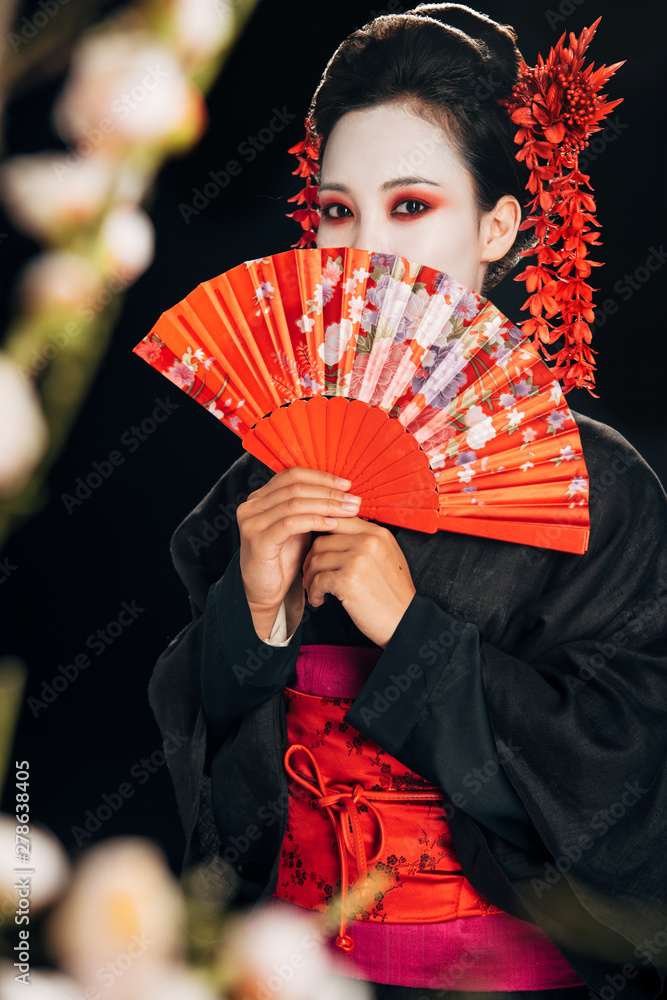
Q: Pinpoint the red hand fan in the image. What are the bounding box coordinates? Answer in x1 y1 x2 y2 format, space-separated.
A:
133 247 590 553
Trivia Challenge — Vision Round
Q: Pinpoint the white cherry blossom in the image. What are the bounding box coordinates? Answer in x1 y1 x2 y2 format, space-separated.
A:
167 0 235 65
52 33 197 147
347 295 366 323
100 205 154 282
318 319 354 366
465 405 496 450
0 963 82 999
17 251 103 314
0 356 49 494
296 314 315 333
0 814 69 910
0 153 113 242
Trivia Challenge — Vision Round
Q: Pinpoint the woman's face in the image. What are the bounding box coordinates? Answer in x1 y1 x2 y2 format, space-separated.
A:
316 103 503 293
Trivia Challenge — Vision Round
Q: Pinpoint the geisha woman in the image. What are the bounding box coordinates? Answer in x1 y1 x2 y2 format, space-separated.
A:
144 5 667 999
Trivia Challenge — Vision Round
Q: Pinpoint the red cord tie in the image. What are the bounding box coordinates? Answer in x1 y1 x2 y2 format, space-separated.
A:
283 743 442 952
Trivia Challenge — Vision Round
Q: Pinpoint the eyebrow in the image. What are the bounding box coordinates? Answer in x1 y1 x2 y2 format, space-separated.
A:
318 176 442 193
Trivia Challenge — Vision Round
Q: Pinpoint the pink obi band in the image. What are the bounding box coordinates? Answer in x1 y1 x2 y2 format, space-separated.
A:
271 644 584 991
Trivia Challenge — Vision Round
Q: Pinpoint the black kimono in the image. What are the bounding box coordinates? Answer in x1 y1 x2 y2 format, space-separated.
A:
147 411 667 999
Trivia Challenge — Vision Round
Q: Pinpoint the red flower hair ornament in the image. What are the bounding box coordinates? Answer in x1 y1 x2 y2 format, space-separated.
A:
286 116 321 248
286 20 624 395
503 18 624 394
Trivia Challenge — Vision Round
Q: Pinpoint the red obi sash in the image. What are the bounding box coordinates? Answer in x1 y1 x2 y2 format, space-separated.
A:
274 680 499 951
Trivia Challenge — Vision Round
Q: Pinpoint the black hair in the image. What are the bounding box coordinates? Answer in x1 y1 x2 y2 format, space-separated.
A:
307 3 534 291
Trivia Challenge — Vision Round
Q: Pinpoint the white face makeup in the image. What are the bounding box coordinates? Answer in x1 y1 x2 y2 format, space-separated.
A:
315 102 501 293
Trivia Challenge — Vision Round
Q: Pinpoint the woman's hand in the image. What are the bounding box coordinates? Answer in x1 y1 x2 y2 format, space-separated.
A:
237 467 362 639
302 518 417 648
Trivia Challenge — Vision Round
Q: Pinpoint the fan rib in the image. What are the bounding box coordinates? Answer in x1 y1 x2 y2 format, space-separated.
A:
134 247 590 554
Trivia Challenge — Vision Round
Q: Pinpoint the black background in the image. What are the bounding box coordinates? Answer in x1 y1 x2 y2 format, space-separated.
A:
1 0 665 877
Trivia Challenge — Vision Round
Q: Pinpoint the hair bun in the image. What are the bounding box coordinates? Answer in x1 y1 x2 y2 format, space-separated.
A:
409 3 521 89
305 1 533 291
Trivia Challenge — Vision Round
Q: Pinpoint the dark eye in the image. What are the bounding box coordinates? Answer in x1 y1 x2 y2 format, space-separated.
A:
393 199 428 215
321 203 353 219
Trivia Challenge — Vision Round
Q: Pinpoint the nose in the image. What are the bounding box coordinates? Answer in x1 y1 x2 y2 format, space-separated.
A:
344 219 396 259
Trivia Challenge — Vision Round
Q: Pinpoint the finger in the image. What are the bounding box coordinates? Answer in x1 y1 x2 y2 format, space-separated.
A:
306 566 346 607
238 483 361 529
242 495 362 540
248 466 352 500
304 539 384 600
316 516 389 536
277 465 352 487
304 520 394 570
303 532 355 579
246 512 343 551
253 483 361 510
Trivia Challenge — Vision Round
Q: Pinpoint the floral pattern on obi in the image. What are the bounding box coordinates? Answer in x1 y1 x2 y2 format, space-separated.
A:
275 686 500 926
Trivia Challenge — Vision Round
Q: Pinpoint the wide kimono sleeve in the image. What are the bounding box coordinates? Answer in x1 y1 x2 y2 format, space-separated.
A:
146 451 295 891
344 414 667 996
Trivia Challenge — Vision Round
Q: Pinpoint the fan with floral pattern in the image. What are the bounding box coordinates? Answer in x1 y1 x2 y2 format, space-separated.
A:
133 247 590 553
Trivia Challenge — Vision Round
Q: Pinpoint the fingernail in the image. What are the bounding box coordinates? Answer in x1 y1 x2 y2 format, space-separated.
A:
342 501 360 511
334 476 352 487
344 494 362 502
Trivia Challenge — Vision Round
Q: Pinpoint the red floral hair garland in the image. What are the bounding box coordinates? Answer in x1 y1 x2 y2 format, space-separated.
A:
286 116 321 248
503 18 624 394
286 20 623 394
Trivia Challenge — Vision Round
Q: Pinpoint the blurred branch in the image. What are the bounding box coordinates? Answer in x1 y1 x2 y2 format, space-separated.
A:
0 0 261 548
0 301 124 538
0 657 27 804
2 3 108 92
0 0 21 153
0 1 116 162
0 0 21 69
